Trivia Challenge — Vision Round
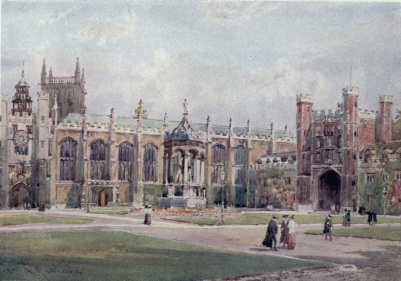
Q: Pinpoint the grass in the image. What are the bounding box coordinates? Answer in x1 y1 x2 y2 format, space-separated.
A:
305 226 401 241
0 214 91 226
172 212 401 226
0 231 329 281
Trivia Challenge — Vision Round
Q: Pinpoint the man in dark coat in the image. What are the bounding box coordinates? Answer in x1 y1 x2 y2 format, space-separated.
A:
262 216 278 251
279 215 289 248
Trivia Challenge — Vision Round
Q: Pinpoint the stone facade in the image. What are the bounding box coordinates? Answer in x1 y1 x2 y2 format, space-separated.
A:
0 59 294 209
295 86 399 213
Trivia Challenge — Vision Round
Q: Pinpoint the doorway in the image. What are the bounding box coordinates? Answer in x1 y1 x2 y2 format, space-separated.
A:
318 170 341 210
97 190 108 207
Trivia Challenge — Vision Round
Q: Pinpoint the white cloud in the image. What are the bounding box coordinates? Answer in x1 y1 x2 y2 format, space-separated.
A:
204 0 280 25
71 11 137 44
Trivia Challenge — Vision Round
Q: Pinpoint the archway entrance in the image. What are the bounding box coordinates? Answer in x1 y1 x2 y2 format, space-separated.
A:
10 182 30 208
318 170 341 210
97 190 108 207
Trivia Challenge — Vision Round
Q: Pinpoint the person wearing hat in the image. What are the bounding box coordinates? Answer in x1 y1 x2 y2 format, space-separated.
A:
262 215 278 251
287 215 296 250
345 210 351 227
323 214 333 240
279 215 289 248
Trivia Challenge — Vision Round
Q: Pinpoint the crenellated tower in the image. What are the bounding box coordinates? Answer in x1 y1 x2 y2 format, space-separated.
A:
40 57 86 122
296 94 313 208
379 95 393 143
342 86 359 208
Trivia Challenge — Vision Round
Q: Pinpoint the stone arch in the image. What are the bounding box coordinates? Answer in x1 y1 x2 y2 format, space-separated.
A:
97 189 108 207
317 169 341 211
9 182 32 208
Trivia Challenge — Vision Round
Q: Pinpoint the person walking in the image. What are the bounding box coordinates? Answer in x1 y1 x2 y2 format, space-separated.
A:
287 215 296 250
279 215 289 248
262 215 278 251
346 210 351 227
372 211 377 226
367 210 373 226
342 209 347 226
323 214 333 240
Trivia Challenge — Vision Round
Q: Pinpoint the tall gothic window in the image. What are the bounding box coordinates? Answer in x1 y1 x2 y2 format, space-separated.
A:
90 139 106 180
234 145 245 185
211 144 226 184
118 142 132 181
143 144 157 182
59 138 76 181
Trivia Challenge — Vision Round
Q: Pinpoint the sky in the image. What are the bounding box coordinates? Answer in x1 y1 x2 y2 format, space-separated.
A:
1 0 401 133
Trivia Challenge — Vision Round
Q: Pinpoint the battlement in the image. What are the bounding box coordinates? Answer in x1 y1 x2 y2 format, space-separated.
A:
0 94 7 102
296 94 313 104
342 86 359 96
45 76 76 84
358 108 378 119
313 108 342 120
37 91 49 100
379 95 393 103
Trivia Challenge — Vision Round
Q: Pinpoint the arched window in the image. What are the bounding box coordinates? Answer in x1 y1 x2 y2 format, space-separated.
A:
118 142 133 181
90 139 106 180
143 144 157 182
234 146 245 185
211 144 226 184
59 138 77 181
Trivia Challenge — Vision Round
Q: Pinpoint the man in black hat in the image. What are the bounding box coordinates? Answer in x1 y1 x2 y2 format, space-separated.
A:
263 215 279 251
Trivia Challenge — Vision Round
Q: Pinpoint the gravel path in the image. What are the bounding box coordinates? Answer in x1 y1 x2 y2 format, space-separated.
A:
1 210 400 281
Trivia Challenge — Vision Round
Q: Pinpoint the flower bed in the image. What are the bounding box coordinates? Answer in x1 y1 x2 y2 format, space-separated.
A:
153 207 241 216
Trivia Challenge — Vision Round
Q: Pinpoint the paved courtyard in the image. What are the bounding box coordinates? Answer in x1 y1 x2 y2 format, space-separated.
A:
0 210 400 281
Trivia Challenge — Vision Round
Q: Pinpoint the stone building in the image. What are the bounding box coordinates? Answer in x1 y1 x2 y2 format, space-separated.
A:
295 86 398 212
0 58 294 209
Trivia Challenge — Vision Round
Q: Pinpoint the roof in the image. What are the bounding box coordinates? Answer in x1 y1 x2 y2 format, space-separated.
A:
60 112 294 139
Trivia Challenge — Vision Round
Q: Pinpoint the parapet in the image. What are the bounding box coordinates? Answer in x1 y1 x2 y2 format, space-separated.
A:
358 108 378 119
342 86 359 96
296 94 313 104
313 108 342 120
379 95 393 103
0 94 7 102
37 91 49 100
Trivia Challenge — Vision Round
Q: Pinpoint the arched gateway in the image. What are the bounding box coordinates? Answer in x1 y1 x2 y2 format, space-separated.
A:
318 170 341 210
9 182 31 208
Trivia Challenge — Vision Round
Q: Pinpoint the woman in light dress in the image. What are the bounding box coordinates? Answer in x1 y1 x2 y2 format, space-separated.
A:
287 215 296 250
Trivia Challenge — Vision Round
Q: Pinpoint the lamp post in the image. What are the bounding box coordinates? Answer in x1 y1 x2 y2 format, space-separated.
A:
86 182 90 213
220 170 225 225
255 190 257 210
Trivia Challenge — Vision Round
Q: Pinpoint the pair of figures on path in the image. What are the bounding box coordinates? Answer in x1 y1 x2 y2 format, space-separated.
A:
263 215 296 251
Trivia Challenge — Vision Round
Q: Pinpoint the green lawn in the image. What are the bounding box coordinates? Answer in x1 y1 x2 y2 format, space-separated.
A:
305 226 401 241
0 231 329 281
0 214 91 226
172 212 401 226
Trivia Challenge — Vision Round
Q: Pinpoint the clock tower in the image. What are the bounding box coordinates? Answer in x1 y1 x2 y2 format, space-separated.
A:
3 65 35 208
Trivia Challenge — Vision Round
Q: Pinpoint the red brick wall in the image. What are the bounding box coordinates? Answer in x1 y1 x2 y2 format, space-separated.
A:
358 118 376 151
